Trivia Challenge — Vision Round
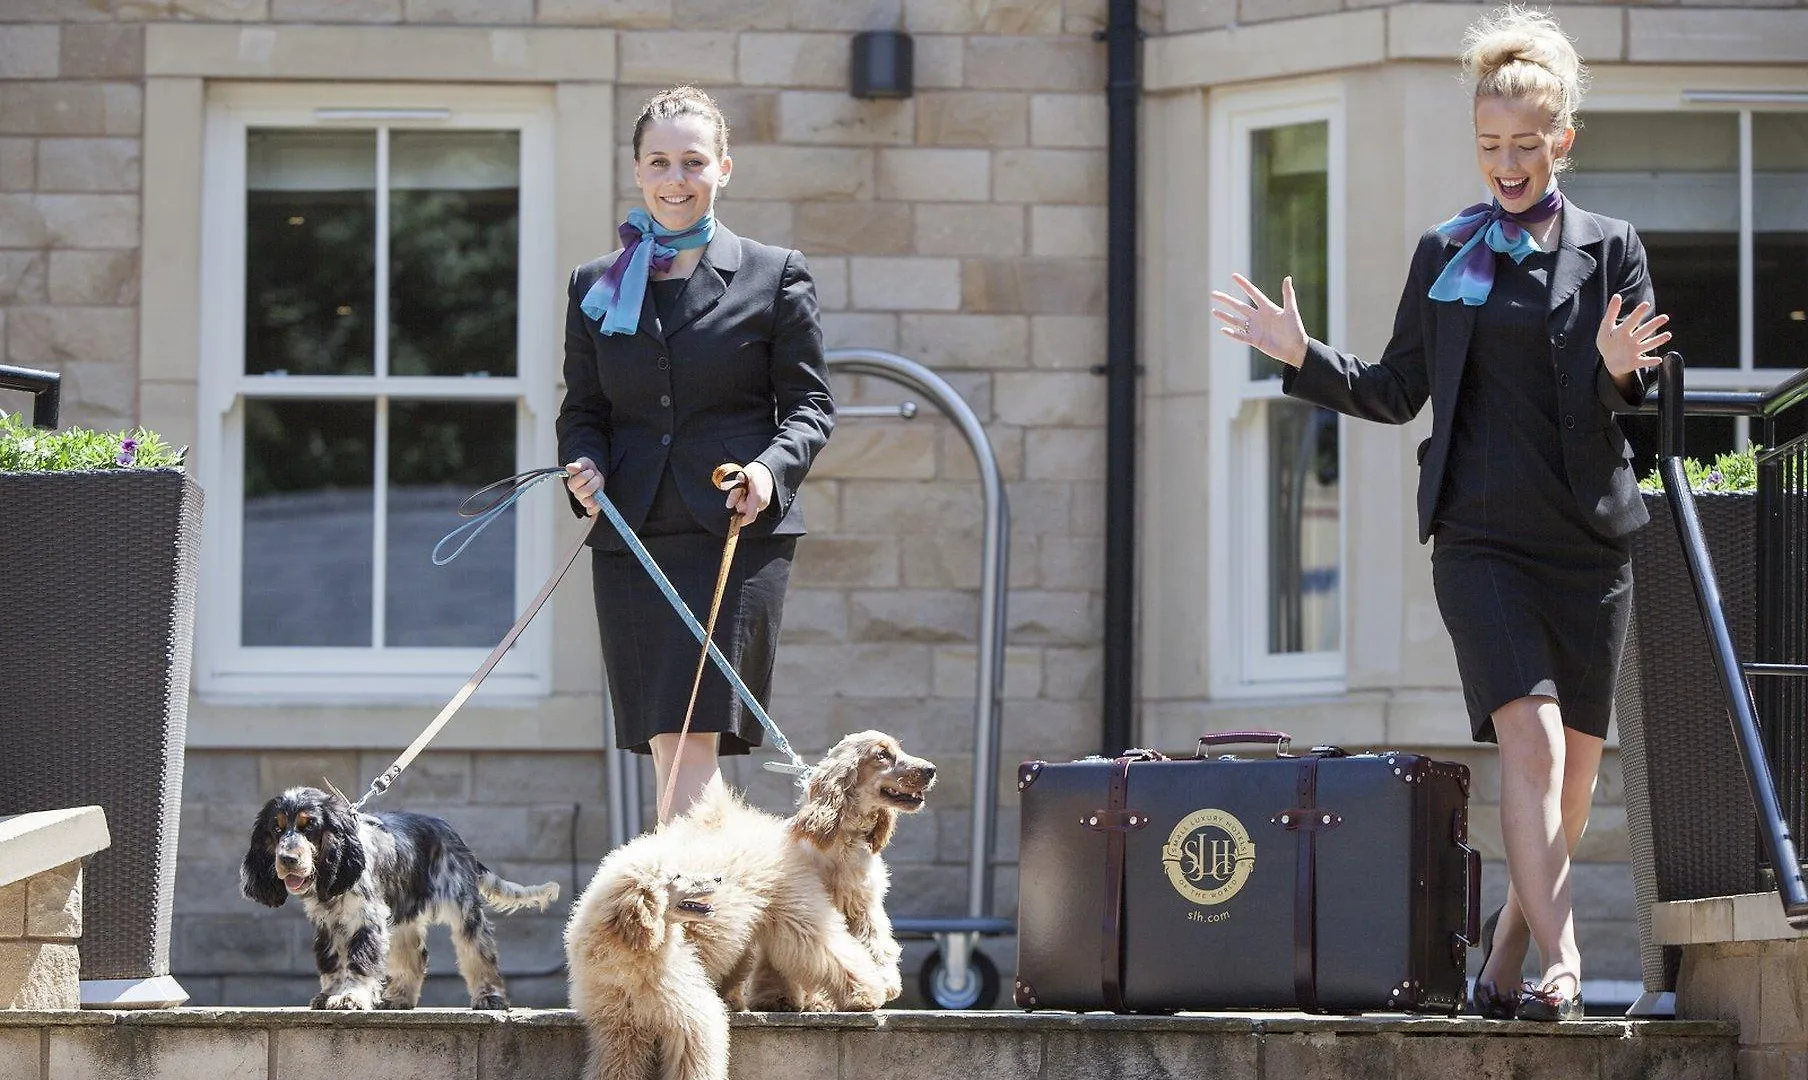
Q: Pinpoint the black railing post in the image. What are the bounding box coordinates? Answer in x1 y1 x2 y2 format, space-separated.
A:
0 364 61 429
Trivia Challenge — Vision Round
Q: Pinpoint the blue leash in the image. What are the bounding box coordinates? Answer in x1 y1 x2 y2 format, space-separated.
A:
435 468 809 775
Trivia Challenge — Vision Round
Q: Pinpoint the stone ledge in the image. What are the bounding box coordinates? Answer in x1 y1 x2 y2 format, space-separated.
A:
1653 893 1808 946
0 1007 1740 1080
0 1007 1739 1037
0 809 109 890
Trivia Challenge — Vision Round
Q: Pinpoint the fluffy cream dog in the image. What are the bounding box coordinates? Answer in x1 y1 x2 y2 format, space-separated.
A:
756 729 938 1008
564 853 729 1080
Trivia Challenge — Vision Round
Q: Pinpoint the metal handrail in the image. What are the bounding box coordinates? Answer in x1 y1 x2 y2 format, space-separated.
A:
0 364 60 429
825 348 1010 924
1652 353 1808 928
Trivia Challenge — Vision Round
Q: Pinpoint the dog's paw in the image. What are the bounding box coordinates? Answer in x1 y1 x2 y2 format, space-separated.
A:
309 992 330 1010
376 998 416 1010
800 993 837 1013
881 973 903 1002
471 993 508 1011
840 980 885 1012
320 990 376 1011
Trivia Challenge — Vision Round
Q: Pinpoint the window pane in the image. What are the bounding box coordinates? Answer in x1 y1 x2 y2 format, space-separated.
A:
385 401 518 646
1250 121 1328 382
389 131 520 378
1267 401 1340 655
242 399 375 646
1754 113 1808 370
1568 113 1740 368
246 130 376 376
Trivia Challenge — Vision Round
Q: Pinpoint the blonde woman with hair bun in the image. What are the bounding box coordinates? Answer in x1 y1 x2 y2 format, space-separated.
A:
1212 6 1671 1022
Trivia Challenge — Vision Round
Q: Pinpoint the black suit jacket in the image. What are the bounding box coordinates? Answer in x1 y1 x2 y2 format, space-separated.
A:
557 223 835 551
1284 203 1658 543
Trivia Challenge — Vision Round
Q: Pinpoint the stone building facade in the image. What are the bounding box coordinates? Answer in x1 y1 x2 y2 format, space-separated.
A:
1 0 1803 1007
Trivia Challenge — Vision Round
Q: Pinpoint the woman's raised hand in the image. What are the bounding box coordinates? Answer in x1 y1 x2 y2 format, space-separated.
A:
1596 294 1672 378
1211 274 1309 369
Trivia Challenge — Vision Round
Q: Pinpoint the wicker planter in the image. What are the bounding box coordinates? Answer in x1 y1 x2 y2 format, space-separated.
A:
0 468 203 994
1616 490 1757 999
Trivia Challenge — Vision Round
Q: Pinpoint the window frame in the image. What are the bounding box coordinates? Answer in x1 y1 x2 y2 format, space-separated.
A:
195 82 560 702
1205 79 1349 698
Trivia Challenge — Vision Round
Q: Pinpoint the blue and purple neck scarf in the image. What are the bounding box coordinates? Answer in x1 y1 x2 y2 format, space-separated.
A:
581 207 716 336
1427 187 1564 306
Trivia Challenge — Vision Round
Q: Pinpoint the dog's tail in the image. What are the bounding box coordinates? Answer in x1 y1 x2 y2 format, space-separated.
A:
477 870 560 913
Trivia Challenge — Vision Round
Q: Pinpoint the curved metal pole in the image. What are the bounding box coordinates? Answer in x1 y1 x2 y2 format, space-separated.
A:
825 348 1010 920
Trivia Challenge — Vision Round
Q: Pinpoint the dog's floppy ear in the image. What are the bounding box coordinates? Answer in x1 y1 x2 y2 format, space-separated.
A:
240 800 289 909
313 797 367 902
866 807 896 854
793 746 859 847
605 867 667 951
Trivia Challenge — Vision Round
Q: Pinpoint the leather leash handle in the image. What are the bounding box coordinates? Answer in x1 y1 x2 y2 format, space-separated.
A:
659 463 750 826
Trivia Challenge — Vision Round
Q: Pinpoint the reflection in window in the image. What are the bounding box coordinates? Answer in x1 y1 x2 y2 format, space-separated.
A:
1250 122 1329 382
245 131 376 376
238 124 527 656
1754 113 1808 372
242 399 375 646
1267 401 1340 654
385 400 517 646
1567 112 1740 369
389 131 520 378
1250 119 1339 657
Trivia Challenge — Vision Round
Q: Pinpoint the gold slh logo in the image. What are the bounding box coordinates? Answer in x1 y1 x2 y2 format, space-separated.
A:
1161 808 1256 906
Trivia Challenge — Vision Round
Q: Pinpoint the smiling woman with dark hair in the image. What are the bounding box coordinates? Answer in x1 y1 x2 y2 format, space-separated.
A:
558 86 835 827
1211 5 1673 1022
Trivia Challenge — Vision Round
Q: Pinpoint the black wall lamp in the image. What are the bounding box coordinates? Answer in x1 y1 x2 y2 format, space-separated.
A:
850 31 913 99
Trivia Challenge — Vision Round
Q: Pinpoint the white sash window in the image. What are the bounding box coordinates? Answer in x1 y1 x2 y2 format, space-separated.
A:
196 85 557 700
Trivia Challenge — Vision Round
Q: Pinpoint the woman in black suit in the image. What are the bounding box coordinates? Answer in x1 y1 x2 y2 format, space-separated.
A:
1212 9 1670 1020
558 86 834 825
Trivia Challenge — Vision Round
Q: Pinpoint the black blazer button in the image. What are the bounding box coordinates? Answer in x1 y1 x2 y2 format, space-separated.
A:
1553 332 1567 349
657 356 669 370
660 394 671 407
1559 374 1571 388
660 433 672 446
1563 415 1576 430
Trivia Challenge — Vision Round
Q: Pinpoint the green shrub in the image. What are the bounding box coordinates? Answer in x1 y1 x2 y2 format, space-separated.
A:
1638 445 1759 494
0 412 185 473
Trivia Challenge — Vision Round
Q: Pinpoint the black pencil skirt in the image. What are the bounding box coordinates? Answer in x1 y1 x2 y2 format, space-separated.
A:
1431 539 1633 744
590 531 795 756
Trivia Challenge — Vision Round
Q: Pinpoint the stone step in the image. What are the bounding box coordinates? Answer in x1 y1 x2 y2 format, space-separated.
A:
0 1008 1737 1080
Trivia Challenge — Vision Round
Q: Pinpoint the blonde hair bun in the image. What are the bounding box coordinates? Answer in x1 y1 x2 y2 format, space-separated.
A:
1461 5 1586 130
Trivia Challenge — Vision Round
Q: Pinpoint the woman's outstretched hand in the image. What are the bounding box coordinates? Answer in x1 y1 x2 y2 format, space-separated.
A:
1596 293 1672 378
1211 274 1309 369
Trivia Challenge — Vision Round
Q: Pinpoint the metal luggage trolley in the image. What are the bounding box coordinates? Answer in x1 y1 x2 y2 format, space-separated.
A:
600 349 1015 1006
825 349 1015 1010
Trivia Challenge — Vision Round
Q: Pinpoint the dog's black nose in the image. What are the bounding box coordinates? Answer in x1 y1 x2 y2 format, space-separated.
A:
920 765 937 781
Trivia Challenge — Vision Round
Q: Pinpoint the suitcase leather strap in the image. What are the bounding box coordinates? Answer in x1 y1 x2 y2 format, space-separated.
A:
1269 758 1344 1012
1095 750 1161 1012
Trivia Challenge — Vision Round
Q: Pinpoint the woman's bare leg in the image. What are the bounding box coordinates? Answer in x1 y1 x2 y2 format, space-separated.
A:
1479 696 1596 999
649 732 722 826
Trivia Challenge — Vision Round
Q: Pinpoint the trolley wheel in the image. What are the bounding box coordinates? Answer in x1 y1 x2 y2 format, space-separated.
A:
918 947 1000 1010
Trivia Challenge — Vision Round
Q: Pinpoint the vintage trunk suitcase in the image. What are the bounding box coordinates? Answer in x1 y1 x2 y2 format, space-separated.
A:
1014 732 1480 1014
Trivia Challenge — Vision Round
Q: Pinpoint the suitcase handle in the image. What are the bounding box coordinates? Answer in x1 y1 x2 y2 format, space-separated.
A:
1195 730 1293 758
1454 834 1482 966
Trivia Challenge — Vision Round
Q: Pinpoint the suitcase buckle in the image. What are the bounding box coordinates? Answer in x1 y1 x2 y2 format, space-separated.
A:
1082 809 1150 832
1271 809 1343 831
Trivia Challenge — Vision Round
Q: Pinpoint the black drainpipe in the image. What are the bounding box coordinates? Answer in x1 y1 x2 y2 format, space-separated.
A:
1098 0 1141 756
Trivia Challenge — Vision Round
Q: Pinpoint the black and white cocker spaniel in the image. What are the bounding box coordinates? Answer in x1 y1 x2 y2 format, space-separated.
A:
240 786 559 1010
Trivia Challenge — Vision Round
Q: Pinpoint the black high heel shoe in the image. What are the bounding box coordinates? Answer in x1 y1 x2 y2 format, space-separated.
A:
1471 906 1518 1020
1516 981 1584 1021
